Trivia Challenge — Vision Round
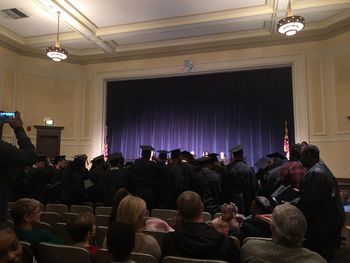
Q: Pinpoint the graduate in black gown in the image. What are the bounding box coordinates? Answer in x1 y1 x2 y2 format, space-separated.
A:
297 144 345 261
163 149 191 209
87 155 106 203
127 145 158 210
225 145 256 215
100 152 127 206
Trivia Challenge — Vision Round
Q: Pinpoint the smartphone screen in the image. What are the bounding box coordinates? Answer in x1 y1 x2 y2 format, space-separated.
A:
0 112 16 123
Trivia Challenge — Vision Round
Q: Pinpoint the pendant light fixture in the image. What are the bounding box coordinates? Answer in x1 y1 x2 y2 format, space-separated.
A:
277 1 305 36
46 11 68 61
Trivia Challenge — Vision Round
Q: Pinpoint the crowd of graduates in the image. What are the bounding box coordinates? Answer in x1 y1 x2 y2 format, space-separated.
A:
8 144 304 216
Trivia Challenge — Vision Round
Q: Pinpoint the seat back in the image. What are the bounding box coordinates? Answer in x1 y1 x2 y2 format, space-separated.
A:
143 229 166 249
230 236 240 249
53 223 75 245
63 212 78 223
45 204 68 216
151 209 177 221
130 252 157 263
40 212 61 227
213 213 221 219
95 215 110 227
70 205 94 214
95 206 112 216
95 249 112 263
202 212 212 222
37 242 92 263
162 256 229 263
95 226 108 247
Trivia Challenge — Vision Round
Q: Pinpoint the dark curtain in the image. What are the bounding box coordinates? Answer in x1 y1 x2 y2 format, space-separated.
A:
106 67 294 166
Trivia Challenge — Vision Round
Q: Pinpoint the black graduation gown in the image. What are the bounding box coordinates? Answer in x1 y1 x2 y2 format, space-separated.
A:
127 159 157 210
99 167 127 206
61 169 87 205
200 167 222 215
226 161 256 214
162 163 190 209
297 162 345 261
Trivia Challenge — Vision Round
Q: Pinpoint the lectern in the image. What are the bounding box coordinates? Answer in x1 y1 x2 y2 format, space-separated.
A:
34 125 64 158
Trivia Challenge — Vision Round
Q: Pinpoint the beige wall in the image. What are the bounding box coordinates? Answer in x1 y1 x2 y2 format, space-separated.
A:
0 31 350 178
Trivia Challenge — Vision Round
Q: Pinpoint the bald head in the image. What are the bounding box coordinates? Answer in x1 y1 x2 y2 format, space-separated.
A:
177 191 203 222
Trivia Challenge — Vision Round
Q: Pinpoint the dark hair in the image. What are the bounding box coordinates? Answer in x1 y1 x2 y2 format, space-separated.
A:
254 196 272 214
109 188 130 225
0 222 14 232
107 221 135 261
110 157 124 167
67 212 95 242
290 144 302 161
141 150 151 159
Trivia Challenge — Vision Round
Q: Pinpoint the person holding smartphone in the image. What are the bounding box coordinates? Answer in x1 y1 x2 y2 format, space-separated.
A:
0 111 36 222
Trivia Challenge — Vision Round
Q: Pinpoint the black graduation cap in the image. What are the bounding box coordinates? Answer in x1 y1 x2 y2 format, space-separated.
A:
157 150 169 155
140 145 155 151
170 148 181 159
267 152 287 160
54 155 66 164
182 150 194 161
254 156 272 170
208 153 219 161
229 144 243 153
108 152 123 161
195 156 211 165
91 155 104 163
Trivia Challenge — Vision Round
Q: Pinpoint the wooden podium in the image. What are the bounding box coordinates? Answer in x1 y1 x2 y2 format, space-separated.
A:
34 125 64 158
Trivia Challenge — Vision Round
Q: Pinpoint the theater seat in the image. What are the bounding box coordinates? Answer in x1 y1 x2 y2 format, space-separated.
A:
213 213 221 219
95 215 109 227
130 252 157 263
37 242 92 263
70 205 94 214
151 209 177 221
95 226 108 247
95 206 112 216
45 204 68 216
40 212 61 227
63 212 78 223
202 212 212 222
162 256 229 263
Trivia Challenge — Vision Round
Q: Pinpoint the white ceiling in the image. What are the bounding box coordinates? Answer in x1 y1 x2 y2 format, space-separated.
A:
0 0 350 63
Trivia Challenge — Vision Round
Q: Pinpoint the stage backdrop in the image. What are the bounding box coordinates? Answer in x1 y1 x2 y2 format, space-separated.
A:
106 67 294 166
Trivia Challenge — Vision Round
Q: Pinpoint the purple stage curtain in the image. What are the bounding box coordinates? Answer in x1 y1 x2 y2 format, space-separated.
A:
106 67 294 166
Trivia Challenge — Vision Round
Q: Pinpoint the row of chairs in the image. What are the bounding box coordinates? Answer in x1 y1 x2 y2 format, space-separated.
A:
31 242 231 263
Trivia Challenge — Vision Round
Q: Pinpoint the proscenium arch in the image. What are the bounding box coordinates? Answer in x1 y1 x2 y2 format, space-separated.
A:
91 52 308 157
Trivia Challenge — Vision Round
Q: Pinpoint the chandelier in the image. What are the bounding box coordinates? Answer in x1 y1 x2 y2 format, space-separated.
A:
277 1 305 36
46 11 68 61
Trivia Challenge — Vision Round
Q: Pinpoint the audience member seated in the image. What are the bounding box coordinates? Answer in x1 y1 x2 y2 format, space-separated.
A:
241 203 326 263
10 198 62 245
145 217 174 232
0 222 36 263
107 221 136 263
212 202 240 235
116 195 161 261
162 191 240 262
67 212 99 260
238 196 272 242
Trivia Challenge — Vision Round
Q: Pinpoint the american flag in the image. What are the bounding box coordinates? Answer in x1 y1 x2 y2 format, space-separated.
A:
103 125 108 160
284 120 290 160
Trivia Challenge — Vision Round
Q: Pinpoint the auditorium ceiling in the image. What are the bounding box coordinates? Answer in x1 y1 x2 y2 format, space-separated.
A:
1 0 350 63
